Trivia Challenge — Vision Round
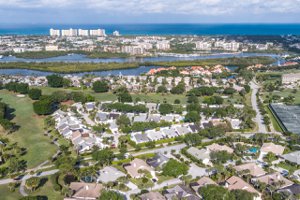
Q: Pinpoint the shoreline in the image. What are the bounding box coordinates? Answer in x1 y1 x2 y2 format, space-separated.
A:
0 56 275 74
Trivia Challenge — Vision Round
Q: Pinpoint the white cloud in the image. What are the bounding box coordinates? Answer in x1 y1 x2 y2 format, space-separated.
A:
0 0 299 15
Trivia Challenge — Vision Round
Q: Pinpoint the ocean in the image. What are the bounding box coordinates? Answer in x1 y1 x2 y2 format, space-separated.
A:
0 24 299 35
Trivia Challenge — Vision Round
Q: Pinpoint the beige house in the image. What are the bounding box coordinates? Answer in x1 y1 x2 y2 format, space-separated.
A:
64 182 103 200
226 176 261 200
234 163 266 177
206 143 234 154
261 143 285 155
140 191 165 200
124 158 153 178
253 172 294 189
191 176 217 192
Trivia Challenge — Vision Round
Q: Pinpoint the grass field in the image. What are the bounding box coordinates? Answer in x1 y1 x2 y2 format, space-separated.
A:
0 90 57 168
266 105 284 132
0 175 63 200
0 185 22 200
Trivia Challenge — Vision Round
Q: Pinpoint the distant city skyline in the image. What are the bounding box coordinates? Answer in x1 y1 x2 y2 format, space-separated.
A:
0 0 299 24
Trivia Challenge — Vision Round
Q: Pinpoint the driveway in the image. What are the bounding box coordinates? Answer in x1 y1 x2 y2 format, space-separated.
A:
188 163 208 179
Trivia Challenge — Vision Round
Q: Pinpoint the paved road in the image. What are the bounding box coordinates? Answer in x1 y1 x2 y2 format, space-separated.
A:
132 143 187 156
250 81 268 133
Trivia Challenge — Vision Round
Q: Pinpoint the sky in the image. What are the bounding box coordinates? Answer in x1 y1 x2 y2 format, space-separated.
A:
0 0 300 24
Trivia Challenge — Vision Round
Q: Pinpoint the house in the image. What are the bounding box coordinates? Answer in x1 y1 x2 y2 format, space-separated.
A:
226 176 261 200
146 130 165 141
146 152 169 168
162 128 178 138
140 191 165 200
281 151 300 165
131 133 150 144
133 114 148 123
85 102 96 112
186 147 211 166
253 172 294 189
96 166 126 184
163 185 200 200
190 176 217 192
175 126 191 136
234 163 266 177
206 143 234 154
124 158 152 178
188 124 201 133
277 184 300 197
261 143 285 156
65 182 102 200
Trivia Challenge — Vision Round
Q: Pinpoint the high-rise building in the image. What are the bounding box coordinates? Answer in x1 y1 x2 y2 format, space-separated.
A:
61 28 78 37
49 28 60 37
78 29 89 36
89 29 106 37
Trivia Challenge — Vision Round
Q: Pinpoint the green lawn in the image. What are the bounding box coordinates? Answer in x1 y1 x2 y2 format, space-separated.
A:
277 162 300 174
28 176 63 200
0 90 57 168
0 185 22 200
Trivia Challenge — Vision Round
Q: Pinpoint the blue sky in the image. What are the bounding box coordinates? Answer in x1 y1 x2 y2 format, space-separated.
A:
0 0 299 24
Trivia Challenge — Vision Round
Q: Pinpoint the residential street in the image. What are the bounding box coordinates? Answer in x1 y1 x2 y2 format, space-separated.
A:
250 81 268 133
132 143 187 156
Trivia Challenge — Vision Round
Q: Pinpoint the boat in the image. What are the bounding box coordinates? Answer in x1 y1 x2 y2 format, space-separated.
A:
0 55 3 59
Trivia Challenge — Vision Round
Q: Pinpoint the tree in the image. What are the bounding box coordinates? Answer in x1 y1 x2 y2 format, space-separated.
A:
33 98 55 115
156 85 168 93
46 74 64 88
28 88 42 100
25 177 40 192
116 115 131 129
159 103 173 115
244 85 251 93
99 190 124 200
162 159 188 177
210 150 233 164
92 149 114 166
185 111 200 123
170 82 185 94
199 184 231 200
230 189 255 200
16 83 29 94
93 81 109 93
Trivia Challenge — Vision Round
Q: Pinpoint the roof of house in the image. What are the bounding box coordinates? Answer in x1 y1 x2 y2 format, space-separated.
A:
146 152 169 168
206 143 234 154
164 185 200 200
254 172 294 189
226 176 260 195
175 126 191 135
282 151 300 165
133 133 150 143
188 124 201 133
190 176 217 192
69 182 102 199
97 166 126 184
187 147 210 161
261 143 285 155
234 162 266 177
140 191 165 200
278 184 300 195
124 158 152 178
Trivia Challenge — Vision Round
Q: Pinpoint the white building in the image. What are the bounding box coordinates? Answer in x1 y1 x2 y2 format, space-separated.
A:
156 41 170 50
282 73 300 84
121 45 145 55
78 29 89 36
49 28 60 37
195 41 212 51
61 28 78 37
113 31 120 36
45 45 59 51
90 29 106 37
